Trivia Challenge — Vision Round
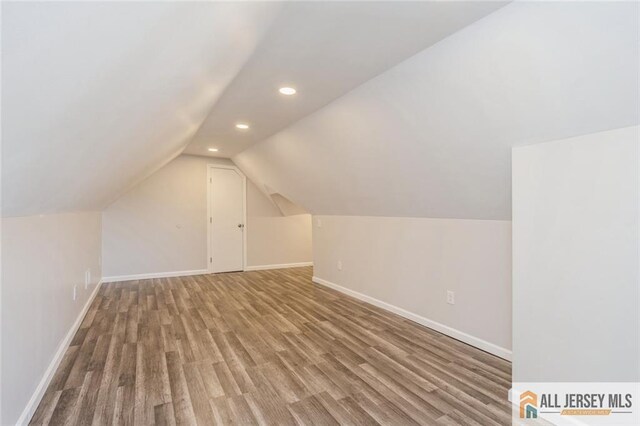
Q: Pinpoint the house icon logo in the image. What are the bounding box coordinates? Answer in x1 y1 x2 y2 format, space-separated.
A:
520 390 538 419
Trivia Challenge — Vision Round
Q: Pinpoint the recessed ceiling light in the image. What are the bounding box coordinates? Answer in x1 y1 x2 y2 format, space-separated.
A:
208 148 219 152
279 87 296 96
235 123 250 130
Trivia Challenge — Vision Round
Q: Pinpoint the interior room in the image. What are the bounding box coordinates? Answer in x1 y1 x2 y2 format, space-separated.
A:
1 1 638 425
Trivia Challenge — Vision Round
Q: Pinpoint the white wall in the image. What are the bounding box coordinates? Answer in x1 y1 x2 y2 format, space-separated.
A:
313 215 512 358
513 126 639 382
1 212 102 425
102 155 228 277
234 1 638 221
102 154 312 278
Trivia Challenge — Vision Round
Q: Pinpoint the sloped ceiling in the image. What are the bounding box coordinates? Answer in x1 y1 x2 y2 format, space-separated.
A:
184 0 508 158
1 1 281 217
3 1 638 221
2 0 508 218
234 1 639 220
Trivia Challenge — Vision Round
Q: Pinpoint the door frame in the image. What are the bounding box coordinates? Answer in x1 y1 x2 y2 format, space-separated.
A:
207 164 247 273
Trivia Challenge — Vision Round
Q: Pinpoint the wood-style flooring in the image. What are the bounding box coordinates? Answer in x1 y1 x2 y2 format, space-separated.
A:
30 267 512 425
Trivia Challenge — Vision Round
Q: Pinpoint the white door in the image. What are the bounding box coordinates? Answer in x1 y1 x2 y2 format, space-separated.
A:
209 167 244 273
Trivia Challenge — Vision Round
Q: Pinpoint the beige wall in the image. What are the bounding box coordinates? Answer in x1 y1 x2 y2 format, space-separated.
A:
246 181 312 268
102 154 311 278
1 212 102 425
312 215 512 358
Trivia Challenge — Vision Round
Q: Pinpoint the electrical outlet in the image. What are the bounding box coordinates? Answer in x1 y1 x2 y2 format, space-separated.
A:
316 218 322 228
447 290 455 305
73 284 77 301
337 260 343 271
85 269 91 289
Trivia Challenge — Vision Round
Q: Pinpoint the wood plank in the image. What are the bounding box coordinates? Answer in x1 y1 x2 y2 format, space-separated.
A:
29 267 512 425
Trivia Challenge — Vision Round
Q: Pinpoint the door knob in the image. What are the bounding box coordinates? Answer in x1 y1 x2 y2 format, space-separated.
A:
237 224 244 228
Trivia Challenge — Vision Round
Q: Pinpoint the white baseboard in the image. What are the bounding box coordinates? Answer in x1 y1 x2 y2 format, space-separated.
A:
16 279 104 425
312 276 512 361
244 262 313 271
103 269 208 283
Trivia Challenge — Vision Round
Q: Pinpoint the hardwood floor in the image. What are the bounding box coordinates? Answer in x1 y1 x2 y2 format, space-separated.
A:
30 267 512 425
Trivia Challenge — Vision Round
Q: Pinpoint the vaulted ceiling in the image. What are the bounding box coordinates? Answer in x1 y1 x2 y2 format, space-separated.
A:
2 1 638 220
234 1 639 220
184 0 508 158
1 1 280 217
1 1 506 217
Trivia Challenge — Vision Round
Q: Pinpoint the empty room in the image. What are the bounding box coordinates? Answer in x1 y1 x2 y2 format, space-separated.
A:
1 1 638 425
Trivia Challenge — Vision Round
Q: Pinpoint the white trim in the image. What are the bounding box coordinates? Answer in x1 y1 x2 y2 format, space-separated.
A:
245 262 313 271
17 279 104 426
312 276 512 361
103 269 208 283
207 164 247 273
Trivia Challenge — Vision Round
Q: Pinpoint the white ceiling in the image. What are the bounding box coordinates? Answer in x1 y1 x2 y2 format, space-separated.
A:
1 1 281 217
234 1 639 220
5 1 636 221
2 0 508 217
184 1 508 158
